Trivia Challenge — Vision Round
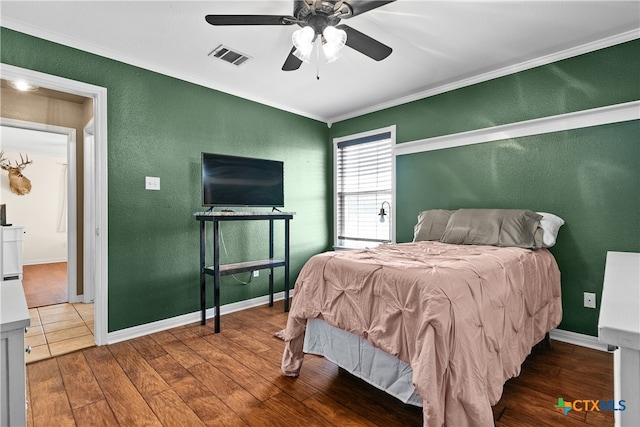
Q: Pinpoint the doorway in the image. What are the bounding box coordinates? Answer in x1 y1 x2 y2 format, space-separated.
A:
1 63 108 346
1 122 76 307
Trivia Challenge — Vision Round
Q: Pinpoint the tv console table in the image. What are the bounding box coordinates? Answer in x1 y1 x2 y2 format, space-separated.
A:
195 211 294 333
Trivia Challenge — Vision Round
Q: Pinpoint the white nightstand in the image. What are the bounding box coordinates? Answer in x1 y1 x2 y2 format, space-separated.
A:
598 251 640 427
2 225 24 281
1 280 30 426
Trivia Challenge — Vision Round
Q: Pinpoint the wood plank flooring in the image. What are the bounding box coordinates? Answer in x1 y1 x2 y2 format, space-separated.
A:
26 300 614 426
22 262 68 308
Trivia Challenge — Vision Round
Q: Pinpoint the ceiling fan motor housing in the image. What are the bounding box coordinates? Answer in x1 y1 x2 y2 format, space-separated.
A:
293 0 348 34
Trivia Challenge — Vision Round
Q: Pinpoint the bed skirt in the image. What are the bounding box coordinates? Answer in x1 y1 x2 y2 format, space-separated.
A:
303 318 422 406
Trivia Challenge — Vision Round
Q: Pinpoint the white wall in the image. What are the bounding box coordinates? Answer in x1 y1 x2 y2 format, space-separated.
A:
1 150 67 264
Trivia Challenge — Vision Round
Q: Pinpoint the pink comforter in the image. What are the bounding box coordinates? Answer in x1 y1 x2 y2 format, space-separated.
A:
281 241 562 426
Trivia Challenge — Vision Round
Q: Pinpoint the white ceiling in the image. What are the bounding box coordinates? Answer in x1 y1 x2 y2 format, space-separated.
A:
1 1 639 125
1 126 67 158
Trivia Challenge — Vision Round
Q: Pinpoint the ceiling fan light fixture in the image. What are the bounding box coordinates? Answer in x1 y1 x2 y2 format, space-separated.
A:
293 47 312 63
205 0 396 71
322 26 347 63
292 26 315 63
323 26 347 47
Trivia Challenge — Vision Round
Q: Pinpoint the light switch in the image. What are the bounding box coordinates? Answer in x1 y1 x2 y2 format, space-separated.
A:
145 176 160 190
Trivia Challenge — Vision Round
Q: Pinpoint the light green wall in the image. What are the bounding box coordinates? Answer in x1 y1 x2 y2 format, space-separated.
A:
330 40 640 337
1 28 331 332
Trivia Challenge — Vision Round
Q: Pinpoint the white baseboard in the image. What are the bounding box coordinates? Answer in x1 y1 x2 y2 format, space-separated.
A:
549 328 611 352
106 291 285 345
106 299 609 353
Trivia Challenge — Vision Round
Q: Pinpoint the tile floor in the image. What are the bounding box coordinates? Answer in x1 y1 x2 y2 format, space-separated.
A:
25 302 95 363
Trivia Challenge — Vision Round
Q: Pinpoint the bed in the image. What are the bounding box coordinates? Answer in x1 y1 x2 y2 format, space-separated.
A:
280 209 564 426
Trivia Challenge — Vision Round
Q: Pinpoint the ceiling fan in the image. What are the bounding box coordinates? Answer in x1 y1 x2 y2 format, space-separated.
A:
205 0 395 71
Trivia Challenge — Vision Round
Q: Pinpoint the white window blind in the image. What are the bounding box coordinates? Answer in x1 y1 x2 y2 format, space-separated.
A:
335 130 392 248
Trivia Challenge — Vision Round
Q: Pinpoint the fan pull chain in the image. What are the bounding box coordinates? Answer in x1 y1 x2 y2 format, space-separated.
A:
316 40 321 80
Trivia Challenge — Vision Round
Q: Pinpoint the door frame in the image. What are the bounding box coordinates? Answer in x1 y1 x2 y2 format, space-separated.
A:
1 64 108 345
83 119 95 304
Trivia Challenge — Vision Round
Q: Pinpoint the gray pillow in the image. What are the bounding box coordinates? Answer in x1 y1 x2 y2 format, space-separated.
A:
413 209 454 241
440 209 543 249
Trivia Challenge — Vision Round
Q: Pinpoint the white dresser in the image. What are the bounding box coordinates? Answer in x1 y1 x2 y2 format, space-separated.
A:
598 251 640 427
0 280 30 427
2 226 24 281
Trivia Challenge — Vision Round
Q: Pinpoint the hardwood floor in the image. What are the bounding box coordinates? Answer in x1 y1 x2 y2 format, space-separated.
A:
26 301 614 426
22 262 68 308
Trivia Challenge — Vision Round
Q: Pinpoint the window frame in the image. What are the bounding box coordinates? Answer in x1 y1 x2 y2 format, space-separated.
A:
333 125 396 249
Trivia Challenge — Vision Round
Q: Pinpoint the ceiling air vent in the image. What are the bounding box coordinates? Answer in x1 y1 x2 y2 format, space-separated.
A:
208 45 251 67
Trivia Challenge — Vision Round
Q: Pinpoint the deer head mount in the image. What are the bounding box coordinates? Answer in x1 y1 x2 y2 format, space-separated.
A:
0 152 33 195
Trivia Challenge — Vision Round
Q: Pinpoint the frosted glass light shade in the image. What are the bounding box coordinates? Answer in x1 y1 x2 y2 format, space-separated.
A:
292 26 315 63
322 26 347 63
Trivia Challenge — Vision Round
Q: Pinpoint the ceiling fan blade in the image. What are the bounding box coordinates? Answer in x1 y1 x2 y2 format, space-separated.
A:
345 0 396 17
282 47 303 71
205 15 295 26
337 24 392 61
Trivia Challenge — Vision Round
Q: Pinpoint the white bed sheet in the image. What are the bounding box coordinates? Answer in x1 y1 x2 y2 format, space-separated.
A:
303 318 422 406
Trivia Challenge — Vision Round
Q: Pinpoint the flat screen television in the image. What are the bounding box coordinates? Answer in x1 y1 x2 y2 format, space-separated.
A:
202 152 284 208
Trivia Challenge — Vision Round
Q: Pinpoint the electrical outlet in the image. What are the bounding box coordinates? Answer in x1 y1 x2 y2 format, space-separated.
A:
253 270 259 278
145 176 160 190
584 292 596 309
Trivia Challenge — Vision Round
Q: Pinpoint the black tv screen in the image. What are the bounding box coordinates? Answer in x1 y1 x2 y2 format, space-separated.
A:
202 152 284 207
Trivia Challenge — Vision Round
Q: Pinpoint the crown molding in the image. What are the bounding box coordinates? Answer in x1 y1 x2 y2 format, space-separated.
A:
0 18 327 124
328 29 640 126
3 18 637 126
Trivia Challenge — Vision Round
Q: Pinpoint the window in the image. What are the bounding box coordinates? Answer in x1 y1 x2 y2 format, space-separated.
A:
334 126 395 248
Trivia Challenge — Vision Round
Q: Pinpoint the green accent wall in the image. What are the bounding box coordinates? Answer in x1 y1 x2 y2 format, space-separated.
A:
330 39 640 337
3 26 639 338
1 28 331 332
